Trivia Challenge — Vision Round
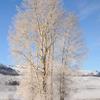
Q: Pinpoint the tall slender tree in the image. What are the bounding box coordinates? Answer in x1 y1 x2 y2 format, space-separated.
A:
9 0 87 100
58 14 86 100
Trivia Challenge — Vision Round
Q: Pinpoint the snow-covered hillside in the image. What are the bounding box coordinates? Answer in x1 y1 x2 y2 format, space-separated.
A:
0 64 19 100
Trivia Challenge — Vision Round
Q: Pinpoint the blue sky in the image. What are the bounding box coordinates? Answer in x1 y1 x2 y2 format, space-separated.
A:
0 0 100 71
0 0 21 65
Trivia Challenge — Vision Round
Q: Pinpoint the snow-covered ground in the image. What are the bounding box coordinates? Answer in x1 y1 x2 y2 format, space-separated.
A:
72 76 100 100
0 74 18 100
0 74 100 100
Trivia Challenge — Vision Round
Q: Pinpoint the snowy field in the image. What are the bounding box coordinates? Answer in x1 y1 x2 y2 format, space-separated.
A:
0 74 18 100
72 76 100 100
0 74 100 100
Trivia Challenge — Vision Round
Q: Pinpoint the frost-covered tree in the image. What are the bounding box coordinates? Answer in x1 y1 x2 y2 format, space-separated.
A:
58 14 86 100
9 0 86 100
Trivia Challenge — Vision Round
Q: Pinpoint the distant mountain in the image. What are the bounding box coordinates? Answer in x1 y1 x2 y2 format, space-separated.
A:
78 70 100 77
0 64 19 76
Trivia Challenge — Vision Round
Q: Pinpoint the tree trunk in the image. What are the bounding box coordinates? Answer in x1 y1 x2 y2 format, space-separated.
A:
43 55 47 100
60 72 65 100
